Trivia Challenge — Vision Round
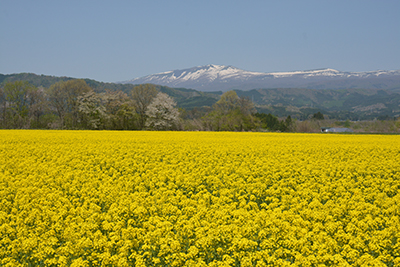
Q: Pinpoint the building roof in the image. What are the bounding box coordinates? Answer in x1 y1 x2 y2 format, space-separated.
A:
321 127 353 133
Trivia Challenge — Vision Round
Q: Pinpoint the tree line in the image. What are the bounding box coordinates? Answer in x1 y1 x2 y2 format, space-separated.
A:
0 80 295 131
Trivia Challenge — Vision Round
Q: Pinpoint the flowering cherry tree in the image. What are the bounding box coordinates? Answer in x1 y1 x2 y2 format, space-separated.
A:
145 92 180 130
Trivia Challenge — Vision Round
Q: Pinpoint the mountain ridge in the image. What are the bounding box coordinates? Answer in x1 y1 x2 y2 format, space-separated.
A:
123 64 400 92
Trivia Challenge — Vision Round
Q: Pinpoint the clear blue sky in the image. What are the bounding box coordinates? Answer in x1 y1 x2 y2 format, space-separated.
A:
1 0 399 82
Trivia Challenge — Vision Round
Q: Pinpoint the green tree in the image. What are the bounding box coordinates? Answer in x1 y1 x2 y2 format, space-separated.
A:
255 113 295 132
282 115 295 132
312 111 324 120
203 91 257 131
115 103 137 130
102 90 136 130
2 81 37 128
213 90 240 114
254 113 281 131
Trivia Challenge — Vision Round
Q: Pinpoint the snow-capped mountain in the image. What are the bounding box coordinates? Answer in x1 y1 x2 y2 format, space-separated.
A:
122 64 400 92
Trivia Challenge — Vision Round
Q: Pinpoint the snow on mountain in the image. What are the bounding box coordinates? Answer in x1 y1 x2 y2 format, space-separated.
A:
128 65 265 84
268 68 400 78
122 65 400 92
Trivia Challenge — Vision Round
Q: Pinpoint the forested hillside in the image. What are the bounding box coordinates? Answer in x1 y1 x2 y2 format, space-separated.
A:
1 73 400 129
235 88 400 120
0 73 220 109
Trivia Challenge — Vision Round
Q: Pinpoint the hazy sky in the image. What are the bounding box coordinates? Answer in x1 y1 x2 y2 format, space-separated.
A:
1 0 399 82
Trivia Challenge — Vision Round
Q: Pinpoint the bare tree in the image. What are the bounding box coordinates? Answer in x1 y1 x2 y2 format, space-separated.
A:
0 85 6 128
130 84 158 129
48 79 91 128
238 96 256 115
29 86 48 128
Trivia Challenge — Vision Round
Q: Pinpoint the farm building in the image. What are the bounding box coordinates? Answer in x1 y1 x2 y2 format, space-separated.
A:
321 127 353 133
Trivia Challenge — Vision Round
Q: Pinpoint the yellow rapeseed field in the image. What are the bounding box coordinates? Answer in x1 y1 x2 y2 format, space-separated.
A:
0 130 399 266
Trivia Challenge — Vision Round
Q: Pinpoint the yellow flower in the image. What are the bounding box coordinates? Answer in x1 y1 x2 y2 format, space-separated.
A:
0 130 399 266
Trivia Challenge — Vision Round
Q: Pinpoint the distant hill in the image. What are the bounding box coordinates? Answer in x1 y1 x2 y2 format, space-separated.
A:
236 88 400 120
122 64 400 92
0 73 134 93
